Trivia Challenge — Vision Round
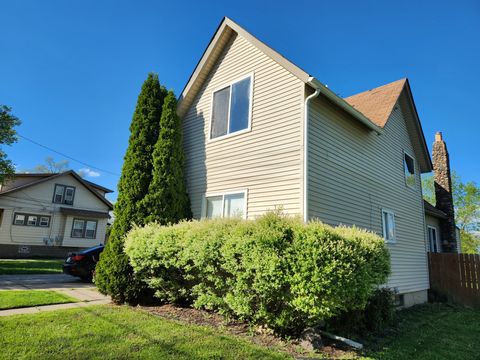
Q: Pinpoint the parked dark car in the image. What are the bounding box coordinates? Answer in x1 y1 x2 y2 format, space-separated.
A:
63 245 104 281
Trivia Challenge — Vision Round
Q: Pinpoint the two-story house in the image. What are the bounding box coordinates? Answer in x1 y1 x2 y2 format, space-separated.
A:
0 170 113 258
177 17 447 307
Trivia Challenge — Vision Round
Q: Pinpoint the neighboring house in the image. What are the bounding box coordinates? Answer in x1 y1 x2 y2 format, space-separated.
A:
177 17 454 307
0 171 113 258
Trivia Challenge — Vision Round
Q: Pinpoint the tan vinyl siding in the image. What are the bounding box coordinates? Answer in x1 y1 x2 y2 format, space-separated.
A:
182 32 304 219
308 91 429 294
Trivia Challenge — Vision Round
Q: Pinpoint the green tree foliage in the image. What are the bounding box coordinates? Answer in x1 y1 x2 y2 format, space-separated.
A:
460 230 480 254
0 105 21 184
422 172 480 253
140 91 192 224
95 73 167 304
125 212 390 335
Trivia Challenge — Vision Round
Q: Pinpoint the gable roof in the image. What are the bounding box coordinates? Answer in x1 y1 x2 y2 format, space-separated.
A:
344 79 407 128
344 79 432 172
177 17 382 134
0 171 113 210
178 17 433 172
424 200 448 219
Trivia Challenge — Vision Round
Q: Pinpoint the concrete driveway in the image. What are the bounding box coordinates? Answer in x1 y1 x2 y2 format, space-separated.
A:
0 274 110 316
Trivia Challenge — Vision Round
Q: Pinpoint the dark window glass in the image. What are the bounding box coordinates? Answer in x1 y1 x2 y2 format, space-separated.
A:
211 87 230 138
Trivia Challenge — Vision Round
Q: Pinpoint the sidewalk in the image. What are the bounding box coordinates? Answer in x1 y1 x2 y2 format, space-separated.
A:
0 274 110 317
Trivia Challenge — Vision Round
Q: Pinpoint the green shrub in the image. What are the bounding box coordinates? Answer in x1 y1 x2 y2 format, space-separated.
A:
125 212 390 335
326 288 396 336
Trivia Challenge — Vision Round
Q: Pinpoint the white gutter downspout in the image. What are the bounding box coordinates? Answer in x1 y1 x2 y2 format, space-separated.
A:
303 88 321 223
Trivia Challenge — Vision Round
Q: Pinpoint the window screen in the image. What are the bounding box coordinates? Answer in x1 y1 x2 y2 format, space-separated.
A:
72 220 85 238
229 77 251 133
85 221 97 239
206 196 223 218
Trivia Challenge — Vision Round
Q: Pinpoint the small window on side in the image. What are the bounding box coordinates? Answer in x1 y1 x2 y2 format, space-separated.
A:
27 216 38 226
428 226 440 253
404 153 416 187
14 214 25 225
0 209 3 227
382 209 396 243
39 217 50 227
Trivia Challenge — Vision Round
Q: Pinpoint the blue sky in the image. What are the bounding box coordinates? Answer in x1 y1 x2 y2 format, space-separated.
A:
1 0 479 201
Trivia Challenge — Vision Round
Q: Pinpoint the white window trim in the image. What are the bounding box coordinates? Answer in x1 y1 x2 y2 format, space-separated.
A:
208 73 254 143
403 150 416 189
381 208 396 244
201 189 248 219
427 225 441 253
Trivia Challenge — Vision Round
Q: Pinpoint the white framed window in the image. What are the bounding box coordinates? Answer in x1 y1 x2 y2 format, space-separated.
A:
427 226 440 253
209 74 253 140
14 214 25 225
39 217 50 227
203 190 247 219
85 221 97 239
12 213 51 227
71 219 85 238
404 152 416 188
382 209 396 243
71 218 98 239
53 184 76 205
27 215 38 226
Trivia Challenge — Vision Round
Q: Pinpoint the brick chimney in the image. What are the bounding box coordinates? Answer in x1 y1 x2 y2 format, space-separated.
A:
432 132 457 252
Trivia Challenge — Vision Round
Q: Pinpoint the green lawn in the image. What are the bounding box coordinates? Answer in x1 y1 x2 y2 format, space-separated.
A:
0 290 77 310
0 259 63 275
365 303 480 359
0 305 290 360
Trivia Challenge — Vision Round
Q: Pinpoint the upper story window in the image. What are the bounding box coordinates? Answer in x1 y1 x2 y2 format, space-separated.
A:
204 190 247 219
210 74 252 140
53 184 76 205
382 209 396 243
404 152 416 188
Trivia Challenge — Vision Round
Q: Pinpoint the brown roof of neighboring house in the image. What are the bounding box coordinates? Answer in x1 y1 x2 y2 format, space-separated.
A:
424 200 448 219
9 173 113 193
0 171 113 210
344 79 407 128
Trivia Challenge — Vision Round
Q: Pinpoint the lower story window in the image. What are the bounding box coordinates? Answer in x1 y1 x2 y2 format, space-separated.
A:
428 226 440 253
382 209 396 243
204 191 247 219
13 213 51 227
71 219 98 239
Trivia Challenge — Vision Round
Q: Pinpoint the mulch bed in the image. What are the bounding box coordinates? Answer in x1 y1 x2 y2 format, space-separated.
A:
140 304 357 359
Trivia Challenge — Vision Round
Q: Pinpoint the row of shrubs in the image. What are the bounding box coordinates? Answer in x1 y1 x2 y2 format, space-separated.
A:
124 212 391 335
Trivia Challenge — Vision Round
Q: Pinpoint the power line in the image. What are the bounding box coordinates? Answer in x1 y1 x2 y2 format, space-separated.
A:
17 133 120 176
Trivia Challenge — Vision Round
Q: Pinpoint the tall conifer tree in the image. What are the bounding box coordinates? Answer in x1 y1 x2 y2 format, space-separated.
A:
141 91 192 224
95 73 167 304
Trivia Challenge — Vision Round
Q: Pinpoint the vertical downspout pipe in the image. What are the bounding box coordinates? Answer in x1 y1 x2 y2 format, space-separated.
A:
303 88 321 223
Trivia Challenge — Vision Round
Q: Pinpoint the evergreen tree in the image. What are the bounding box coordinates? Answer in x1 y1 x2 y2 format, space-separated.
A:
95 73 167 304
140 91 192 224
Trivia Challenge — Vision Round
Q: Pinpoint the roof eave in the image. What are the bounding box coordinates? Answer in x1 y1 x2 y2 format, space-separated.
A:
308 78 383 134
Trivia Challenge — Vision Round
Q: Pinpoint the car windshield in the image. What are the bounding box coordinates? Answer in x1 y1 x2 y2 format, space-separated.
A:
79 245 104 255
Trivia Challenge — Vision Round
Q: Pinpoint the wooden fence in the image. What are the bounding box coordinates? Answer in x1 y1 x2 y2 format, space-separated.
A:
428 253 480 307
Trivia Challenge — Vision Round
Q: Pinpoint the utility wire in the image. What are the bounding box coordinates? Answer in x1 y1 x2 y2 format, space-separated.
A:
17 133 120 176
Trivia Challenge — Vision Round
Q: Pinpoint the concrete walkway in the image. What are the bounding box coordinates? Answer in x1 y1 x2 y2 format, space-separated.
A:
0 274 110 317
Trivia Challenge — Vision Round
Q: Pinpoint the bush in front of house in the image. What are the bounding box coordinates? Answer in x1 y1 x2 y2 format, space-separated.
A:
124 212 390 335
325 287 396 337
